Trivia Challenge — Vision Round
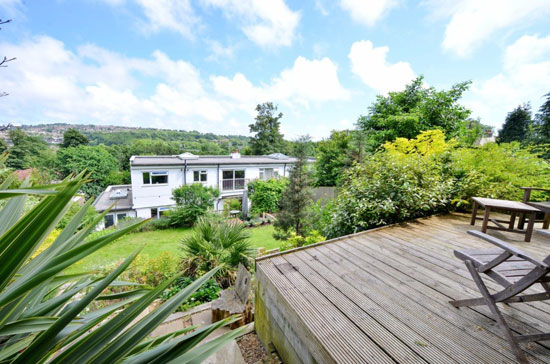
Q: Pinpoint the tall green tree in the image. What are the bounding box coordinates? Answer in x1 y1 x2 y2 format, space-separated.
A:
56 145 119 197
535 91 550 141
357 76 471 151
498 104 532 143
6 128 48 169
62 128 89 148
274 136 314 238
314 130 352 186
248 102 285 155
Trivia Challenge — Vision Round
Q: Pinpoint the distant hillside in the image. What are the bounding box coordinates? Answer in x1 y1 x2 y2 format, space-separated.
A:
4 123 249 152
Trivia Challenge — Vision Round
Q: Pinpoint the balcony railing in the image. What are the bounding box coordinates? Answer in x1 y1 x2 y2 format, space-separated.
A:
222 178 246 191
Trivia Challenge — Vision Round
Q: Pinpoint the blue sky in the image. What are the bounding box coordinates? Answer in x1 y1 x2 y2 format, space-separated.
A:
0 0 549 140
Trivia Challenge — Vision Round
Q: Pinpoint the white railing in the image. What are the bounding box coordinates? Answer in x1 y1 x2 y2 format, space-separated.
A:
222 178 246 191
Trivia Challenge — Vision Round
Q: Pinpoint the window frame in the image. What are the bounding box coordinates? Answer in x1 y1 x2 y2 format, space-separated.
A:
142 171 169 185
193 170 208 183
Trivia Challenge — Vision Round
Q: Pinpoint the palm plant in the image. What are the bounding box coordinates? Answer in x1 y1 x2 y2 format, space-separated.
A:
182 217 254 288
0 169 244 363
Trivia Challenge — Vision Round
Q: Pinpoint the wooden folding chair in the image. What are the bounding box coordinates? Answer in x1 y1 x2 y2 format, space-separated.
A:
449 230 550 364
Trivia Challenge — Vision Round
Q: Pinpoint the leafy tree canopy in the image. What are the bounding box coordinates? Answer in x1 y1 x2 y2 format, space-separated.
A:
314 130 353 186
56 145 118 197
535 91 550 141
498 103 532 143
6 128 48 169
62 128 89 148
248 102 285 155
357 76 472 151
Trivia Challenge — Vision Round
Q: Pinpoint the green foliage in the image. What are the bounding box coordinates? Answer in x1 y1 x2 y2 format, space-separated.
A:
450 142 550 204
456 119 494 146
279 230 325 252
5 129 49 170
134 217 173 232
55 201 99 230
62 128 89 148
181 217 254 288
56 145 119 197
326 130 550 238
314 130 353 186
357 76 471 151
247 178 288 215
124 252 180 286
160 277 221 311
274 137 314 237
248 102 285 155
170 184 219 226
498 104 532 143
0 175 242 363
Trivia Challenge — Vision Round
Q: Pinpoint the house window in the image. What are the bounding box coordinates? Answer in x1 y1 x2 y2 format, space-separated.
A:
116 213 127 223
222 170 245 191
143 171 168 185
259 168 274 180
193 170 207 182
104 214 114 228
151 208 158 219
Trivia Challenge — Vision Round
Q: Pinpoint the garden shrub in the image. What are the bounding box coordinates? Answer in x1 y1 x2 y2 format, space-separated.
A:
171 184 219 226
247 178 288 215
124 252 180 286
449 142 550 205
279 230 326 252
160 277 221 311
55 201 99 230
181 217 254 288
324 130 550 239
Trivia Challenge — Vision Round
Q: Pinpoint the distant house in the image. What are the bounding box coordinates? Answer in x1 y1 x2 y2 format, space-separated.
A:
94 151 304 227
13 168 34 181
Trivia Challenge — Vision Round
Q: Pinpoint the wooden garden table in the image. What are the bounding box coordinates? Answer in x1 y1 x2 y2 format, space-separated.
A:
470 197 541 242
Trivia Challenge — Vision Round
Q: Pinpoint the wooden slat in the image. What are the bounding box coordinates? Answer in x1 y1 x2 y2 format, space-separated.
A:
256 214 550 364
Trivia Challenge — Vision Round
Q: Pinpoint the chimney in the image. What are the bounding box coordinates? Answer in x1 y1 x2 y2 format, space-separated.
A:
231 150 241 159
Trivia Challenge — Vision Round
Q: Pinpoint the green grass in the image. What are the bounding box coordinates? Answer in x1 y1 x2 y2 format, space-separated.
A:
68 224 280 274
247 224 280 250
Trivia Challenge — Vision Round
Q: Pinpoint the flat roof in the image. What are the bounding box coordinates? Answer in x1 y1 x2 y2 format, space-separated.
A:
93 184 133 212
256 214 550 363
130 154 301 167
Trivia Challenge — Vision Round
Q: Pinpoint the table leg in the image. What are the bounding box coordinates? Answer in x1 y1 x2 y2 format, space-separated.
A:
481 208 490 233
543 213 550 230
471 201 479 226
525 211 536 242
509 212 517 230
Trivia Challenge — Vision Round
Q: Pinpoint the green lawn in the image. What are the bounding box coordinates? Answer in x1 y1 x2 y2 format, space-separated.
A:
67 224 280 274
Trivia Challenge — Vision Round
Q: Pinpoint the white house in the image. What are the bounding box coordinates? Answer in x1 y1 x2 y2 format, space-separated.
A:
125 151 299 219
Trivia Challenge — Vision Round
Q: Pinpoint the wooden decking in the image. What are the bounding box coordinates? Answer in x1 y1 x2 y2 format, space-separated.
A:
254 214 550 364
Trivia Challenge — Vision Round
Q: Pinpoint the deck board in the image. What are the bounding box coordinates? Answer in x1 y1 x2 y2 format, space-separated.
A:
255 213 550 363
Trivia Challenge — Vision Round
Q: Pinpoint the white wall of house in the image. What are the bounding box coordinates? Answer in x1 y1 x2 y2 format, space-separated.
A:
130 163 290 213
130 167 183 210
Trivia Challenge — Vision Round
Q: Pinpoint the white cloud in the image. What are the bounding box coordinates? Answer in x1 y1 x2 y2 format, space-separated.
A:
200 0 300 47
340 0 399 26
101 0 200 39
206 40 237 62
0 36 348 138
348 40 415 94
211 56 350 110
464 34 550 127
424 0 550 57
315 0 329 16
0 0 23 18
135 0 200 39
